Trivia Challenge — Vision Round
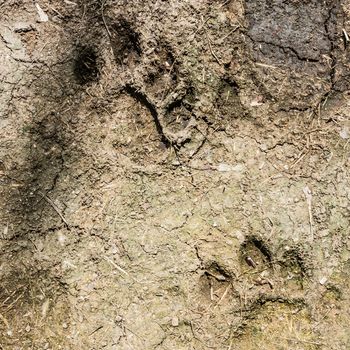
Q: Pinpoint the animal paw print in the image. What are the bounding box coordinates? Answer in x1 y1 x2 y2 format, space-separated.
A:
194 237 313 349
239 236 309 298
197 236 311 311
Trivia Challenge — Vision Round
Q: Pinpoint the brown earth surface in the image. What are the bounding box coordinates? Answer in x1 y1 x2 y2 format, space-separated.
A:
1 0 350 349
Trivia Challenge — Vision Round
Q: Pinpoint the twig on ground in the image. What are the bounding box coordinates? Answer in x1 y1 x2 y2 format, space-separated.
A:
101 0 112 38
217 25 240 42
343 28 349 46
214 284 231 309
104 256 136 281
205 31 222 65
303 186 313 241
89 325 103 336
39 191 69 227
289 149 309 169
279 336 323 346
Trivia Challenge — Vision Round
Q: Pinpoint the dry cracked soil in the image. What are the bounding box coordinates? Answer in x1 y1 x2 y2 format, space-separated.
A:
1 0 350 349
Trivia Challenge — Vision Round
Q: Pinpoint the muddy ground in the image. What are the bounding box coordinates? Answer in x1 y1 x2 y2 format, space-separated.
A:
1 0 350 349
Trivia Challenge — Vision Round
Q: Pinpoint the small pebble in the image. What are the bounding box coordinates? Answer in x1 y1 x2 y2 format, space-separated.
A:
115 315 123 323
340 127 349 139
171 316 179 327
259 143 268 151
25 325 31 332
319 277 327 285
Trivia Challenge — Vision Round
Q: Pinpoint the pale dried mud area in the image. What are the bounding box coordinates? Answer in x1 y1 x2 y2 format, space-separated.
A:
1 0 350 349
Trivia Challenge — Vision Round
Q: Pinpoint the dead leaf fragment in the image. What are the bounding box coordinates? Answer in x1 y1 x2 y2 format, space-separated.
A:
35 3 49 22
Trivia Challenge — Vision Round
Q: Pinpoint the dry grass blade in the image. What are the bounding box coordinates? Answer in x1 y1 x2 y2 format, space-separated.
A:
39 192 69 227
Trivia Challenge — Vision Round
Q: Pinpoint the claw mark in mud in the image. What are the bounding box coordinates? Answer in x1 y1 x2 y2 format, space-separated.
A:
124 83 197 147
145 42 179 99
107 16 141 65
280 247 310 277
164 85 196 134
277 245 312 290
73 45 100 85
216 77 246 119
205 261 232 281
124 84 170 147
153 44 177 81
200 261 233 302
240 236 272 270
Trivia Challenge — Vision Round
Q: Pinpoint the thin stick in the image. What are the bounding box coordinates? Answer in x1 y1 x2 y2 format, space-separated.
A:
104 256 129 276
5 293 24 312
206 32 221 65
101 1 112 39
303 186 313 241
214 284 231 309
289 150 309 169
39 192 69 227
218 25 240 42
89 325 103 336
279 337 323 346
255 62 278 69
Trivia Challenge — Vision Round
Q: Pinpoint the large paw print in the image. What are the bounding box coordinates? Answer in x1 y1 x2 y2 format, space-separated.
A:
194 236 313 348
237 236 310 303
